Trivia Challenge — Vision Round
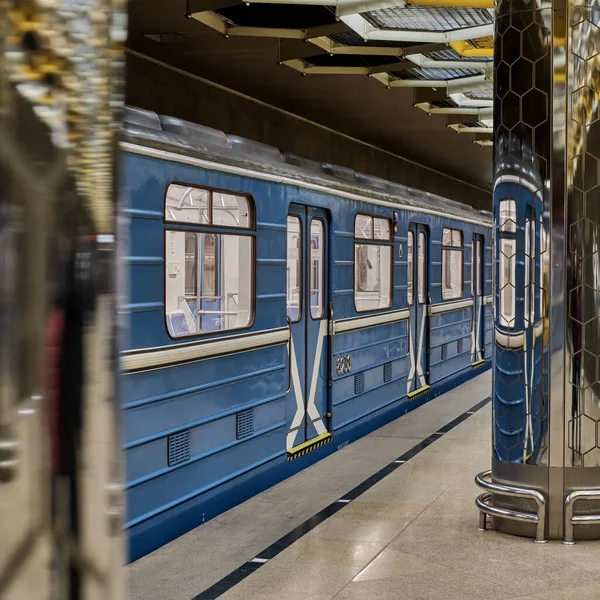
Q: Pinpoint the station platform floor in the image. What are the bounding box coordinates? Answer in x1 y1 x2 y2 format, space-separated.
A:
127 370 600 600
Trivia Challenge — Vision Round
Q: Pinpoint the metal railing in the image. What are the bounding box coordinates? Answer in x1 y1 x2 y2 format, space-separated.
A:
563 489 600 545
475 470 547 543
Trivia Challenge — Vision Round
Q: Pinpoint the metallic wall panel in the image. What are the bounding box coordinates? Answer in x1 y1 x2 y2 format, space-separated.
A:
564 5 600 470
493 0 600 540
493 1 552 468
0 0 127 597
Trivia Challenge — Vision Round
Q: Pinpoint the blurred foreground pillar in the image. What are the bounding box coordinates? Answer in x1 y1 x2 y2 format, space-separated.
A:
0 0 127 596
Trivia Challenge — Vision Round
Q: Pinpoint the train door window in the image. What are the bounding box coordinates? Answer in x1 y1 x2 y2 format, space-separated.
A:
499 198 517 328
418 232 426 304
499 239 516 327
499 199 517 233
472 237 483 297
287 215 302 322
540 219 546 317
442 228 463 300
407 231 414 306
310 220 324 319
524 218 532 326
354 214 393 312
164 183 255 338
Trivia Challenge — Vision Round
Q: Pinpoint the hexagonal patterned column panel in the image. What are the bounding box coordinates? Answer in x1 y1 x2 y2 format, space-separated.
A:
488 0 600 542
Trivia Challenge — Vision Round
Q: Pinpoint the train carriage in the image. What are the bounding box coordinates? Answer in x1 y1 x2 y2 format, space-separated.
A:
119 106 493 561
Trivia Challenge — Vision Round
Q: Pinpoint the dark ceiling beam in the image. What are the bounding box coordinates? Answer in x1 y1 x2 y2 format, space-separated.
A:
278 39 327 62
368 61 413 75
304 22 350 38
412 88 450 105
400 43 448 56
186 0 242 14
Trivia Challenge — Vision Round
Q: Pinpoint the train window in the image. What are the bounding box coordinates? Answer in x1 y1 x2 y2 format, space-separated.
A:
310 220 324 319
374 217 391 240
500 199 517 233
471 237 483 297
184 233 197 297
203 234 218 299
354 214 392 241
165 231 253 337
164 183 255 338
407 231 414 306
166 185 210 224
499 239 516 327
540 219 547 317
354 214 393 312
442 227 463 300
212 192 252 228
165 183 253 228
287 216 302 322
418 232 426 304
355 214 372 239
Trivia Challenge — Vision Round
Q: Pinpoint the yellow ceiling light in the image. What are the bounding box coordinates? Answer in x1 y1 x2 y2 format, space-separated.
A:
406 0 492 7
450 39 493 57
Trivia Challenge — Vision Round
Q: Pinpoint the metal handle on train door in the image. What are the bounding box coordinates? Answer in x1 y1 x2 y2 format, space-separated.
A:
427 292 432 317
286 316 292 394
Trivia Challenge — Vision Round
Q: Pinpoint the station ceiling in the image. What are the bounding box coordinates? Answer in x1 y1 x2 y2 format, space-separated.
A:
126 0 494 191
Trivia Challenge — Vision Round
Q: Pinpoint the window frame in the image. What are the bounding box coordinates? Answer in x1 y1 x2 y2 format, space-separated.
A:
407 230 414 306
164 181 256 231
309 218 325 321
498 198 519 330
286 214 303 324
417 231 427 305
163 182 256 340
441 227 464 301
353 213 394 313
471 235 484 298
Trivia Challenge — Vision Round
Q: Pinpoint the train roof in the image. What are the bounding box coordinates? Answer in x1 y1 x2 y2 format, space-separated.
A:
121 106 492 226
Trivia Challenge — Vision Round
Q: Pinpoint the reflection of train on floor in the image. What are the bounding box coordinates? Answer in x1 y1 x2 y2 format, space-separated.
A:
119 106 493 561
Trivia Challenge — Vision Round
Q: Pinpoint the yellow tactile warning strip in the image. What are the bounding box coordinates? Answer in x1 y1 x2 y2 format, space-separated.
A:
407 385 431 400
287 432 333 462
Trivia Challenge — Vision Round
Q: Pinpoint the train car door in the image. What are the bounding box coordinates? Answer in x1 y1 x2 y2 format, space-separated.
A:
471 234 485 366
407 224 430 397
286 204 331 453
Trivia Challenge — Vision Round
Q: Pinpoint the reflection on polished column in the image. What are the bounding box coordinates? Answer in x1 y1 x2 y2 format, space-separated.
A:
477 0 600 542
0 0 127 597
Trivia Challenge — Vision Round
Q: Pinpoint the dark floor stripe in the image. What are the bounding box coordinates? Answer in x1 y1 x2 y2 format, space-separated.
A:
191 395 491 600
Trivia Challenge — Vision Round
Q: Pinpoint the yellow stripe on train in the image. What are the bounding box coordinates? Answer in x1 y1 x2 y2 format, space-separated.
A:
287 432 333 462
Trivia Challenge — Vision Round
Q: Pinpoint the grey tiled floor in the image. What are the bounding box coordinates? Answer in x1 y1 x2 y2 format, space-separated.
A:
216 388 600 600
129 372 506 600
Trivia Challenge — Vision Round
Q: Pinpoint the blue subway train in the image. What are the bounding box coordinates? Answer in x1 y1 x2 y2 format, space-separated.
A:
119 106 493 561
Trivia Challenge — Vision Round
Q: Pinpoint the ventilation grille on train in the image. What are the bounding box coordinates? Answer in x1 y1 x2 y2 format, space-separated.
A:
355 372 365 395
384 362 393 383
168 430 191 467
237 408 254 439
